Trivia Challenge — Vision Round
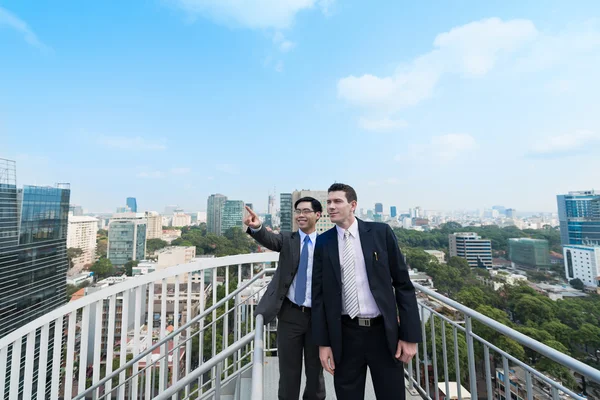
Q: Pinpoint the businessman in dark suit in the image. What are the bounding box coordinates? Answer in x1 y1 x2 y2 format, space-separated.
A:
245 199 326 400
312 183 422 400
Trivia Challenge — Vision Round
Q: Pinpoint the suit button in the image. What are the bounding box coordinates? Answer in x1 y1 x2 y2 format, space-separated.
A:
280 296 284 300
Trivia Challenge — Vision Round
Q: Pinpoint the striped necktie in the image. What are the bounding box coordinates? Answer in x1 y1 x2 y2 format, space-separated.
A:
342 230 359 318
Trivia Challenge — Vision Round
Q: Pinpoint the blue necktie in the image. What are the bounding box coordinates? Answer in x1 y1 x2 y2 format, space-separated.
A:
295 235 310 305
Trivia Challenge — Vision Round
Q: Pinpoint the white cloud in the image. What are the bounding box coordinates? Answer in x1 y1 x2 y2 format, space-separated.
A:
171 167 191 175
531 130 600 155
0 6 51 52
273 32 295 52
97 135 167 151
398 133 477 162
168 0 330 29
216 163 239 174
338 18 537 121
358 117 407 132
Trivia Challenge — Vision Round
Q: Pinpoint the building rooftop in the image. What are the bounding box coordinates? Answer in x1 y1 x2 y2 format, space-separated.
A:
68 215 99 223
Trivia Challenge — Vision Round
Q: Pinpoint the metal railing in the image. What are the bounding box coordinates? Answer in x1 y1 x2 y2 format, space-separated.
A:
251 314 265 400
406 282 600 400
2 251 600 399
0 252 279 399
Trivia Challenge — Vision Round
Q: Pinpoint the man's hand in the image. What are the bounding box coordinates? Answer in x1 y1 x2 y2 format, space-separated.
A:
395 340 417 363
244 206 262 229
319 346 335 375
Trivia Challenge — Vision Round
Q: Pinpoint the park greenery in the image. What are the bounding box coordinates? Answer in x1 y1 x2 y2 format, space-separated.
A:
171 224 258 257
405 247 600 391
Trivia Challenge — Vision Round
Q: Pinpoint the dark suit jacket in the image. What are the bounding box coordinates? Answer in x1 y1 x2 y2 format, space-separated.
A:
247 226 302 324
312 218 422 364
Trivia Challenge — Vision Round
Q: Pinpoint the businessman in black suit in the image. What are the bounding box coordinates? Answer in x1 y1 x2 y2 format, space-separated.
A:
312 183 422 400
245 199 326 400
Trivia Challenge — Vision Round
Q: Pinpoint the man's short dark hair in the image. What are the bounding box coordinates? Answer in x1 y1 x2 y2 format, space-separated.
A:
294 197 323 213
328 183 357 203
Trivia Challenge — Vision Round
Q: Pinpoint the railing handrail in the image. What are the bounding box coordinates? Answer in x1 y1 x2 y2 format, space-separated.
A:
153 331 255 400
251 314 265 400
73 267 278 399
0 252 279 348
413 282 600 382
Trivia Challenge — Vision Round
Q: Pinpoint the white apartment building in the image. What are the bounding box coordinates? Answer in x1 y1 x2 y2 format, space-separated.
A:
67 215 99 270
425 250 446 264
449 232 492 268
172 212 192 227
145 211 163 239
563 245 600 288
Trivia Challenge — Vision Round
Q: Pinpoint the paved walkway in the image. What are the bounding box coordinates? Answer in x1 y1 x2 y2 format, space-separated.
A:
263 357 422 399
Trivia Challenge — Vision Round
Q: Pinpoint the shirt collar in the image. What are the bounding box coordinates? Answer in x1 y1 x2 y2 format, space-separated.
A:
336 218 359 239
298 229 317 243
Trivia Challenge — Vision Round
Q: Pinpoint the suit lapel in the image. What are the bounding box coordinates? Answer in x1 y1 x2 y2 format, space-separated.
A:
357 219 374 281
290 231 301 275
328 229 342 287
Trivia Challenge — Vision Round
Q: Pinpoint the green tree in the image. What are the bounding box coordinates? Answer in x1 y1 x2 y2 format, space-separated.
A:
569 278 585 291
125 260 139 277
66 247 83 269
90 258 115 279
146 238 168 254
426 320 468 382
96 238 108 258
537 340 578 390
541 320 573 346
456 287 488 309
447 256 471 277
512 294 556 325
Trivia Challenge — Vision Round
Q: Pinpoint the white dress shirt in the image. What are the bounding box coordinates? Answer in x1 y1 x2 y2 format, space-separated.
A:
336 220 381 318
286 230 317 307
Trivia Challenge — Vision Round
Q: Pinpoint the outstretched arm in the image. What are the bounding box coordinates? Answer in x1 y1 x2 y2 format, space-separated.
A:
244 206 283 252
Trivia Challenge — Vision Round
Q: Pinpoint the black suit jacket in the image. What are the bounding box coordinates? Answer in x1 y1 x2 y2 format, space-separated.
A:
312 218 422 364
247 226 302 324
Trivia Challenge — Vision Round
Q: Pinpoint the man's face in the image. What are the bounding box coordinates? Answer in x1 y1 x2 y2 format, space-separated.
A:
294 201 320 231
327 191 356 225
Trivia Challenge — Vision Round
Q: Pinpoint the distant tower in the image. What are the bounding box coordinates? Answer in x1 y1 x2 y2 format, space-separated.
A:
126 197 137 212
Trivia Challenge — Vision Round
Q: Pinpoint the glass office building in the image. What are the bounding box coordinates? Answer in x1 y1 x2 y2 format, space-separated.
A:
508 238 551 269
126 197 138 213
557 191 600 245
221 200 244 234
107 214 147 267
0 159 70 398
280 193 292 232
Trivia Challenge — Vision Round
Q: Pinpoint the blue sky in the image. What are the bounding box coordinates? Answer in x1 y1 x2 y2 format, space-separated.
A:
2 1 600 213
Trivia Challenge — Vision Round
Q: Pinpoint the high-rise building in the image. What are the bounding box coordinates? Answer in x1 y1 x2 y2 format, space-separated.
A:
69 204 84 216
145 211 163 239
221 200 244 234
172 212 192 227
557 190 600 246
292 190 335 233
67 215 99 270
563 245 600 288
268 195 276 216
0 158 71 398
126 197 138 213
280 193 293 232
0 178 71 336
207 194 227 235
375 203 383 214
390 206 397 218
449 232 492 268
506 208 516 219
508 238 551 269
107 213 147 266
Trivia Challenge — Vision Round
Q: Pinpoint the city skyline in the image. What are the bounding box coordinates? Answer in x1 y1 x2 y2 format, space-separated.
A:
3 1 600 213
